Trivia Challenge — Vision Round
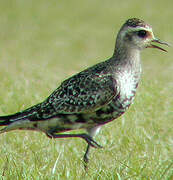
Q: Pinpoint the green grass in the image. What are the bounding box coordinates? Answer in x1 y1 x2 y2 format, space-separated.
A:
0 0 172 179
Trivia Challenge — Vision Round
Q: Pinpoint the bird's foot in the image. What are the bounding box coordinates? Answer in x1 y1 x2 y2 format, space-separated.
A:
46 132 102 149
80 134 103 149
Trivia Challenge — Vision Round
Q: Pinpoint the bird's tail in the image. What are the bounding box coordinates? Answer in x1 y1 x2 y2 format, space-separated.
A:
0 115 14 126
0 112 27 126
0 103 42 134
0 103 42 126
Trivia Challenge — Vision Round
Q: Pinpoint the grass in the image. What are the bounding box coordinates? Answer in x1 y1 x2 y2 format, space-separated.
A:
0 0 172 179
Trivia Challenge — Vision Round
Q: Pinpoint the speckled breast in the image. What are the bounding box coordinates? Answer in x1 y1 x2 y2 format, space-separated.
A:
89 71 140 124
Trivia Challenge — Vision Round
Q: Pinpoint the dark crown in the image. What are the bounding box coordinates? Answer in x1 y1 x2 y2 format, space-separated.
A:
125 18 146 28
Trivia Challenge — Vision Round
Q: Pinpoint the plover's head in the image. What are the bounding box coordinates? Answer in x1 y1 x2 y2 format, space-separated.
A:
117 18 169 52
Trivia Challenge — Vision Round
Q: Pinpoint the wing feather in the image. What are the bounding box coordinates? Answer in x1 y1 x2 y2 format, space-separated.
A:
31 62 118 119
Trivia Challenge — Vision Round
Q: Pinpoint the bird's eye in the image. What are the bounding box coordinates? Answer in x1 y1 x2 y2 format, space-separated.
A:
137 30 147 38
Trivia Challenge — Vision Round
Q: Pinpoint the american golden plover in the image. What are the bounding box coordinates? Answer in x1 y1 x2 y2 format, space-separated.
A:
0 18 169 168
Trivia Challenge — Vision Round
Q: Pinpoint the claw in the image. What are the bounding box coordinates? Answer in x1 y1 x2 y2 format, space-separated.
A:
45 132 102 171
83 156 89 171
81 134 102 148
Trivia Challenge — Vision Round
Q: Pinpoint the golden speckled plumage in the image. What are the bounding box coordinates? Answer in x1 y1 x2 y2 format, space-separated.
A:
0 18 168 168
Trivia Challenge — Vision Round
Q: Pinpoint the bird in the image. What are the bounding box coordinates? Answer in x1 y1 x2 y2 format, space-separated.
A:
0 18 169 169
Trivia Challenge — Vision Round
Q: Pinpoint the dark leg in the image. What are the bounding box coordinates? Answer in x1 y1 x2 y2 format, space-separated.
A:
83 144 91 170
46 133 102 148
82 126 102 170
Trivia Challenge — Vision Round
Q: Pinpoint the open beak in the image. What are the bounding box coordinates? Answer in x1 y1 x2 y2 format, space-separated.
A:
147 38 170 52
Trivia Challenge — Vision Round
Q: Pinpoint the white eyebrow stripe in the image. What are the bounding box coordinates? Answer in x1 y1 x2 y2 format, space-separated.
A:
129 26 152 32
120 26 154 39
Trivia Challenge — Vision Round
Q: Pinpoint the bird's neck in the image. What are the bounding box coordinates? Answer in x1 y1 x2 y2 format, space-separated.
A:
112 42 141 71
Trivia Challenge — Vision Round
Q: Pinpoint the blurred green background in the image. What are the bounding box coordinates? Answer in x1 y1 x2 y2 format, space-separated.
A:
0 0 172 179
